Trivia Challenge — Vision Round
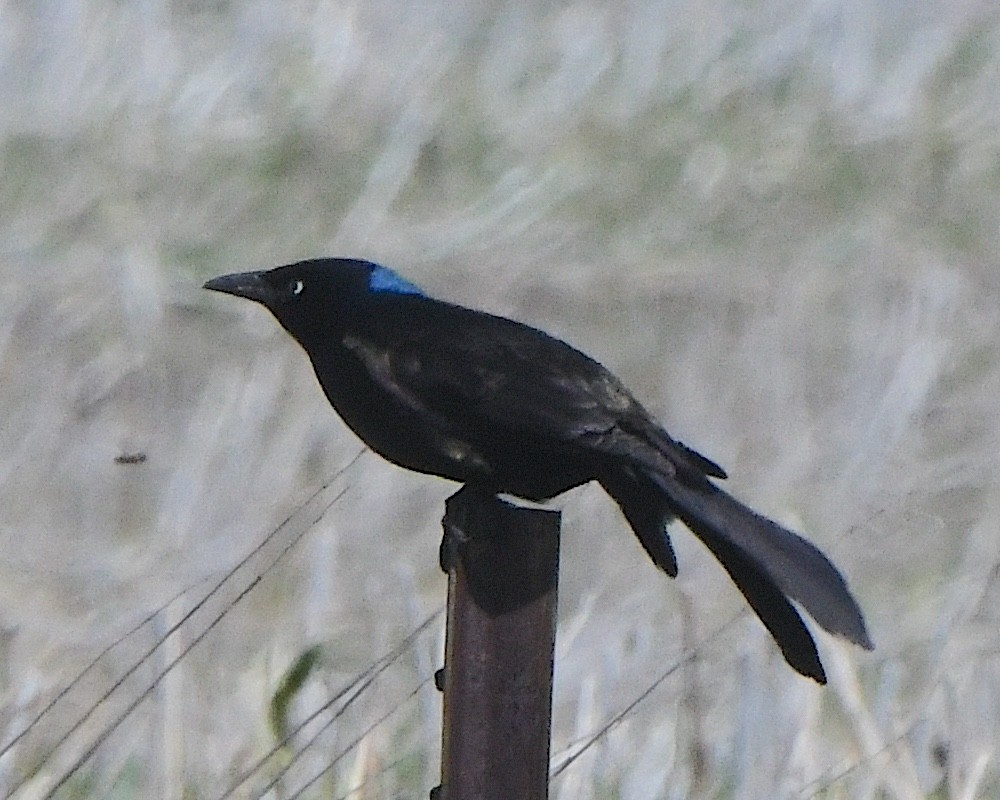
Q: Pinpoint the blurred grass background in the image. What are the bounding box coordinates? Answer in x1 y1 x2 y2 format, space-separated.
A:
2 1 999 797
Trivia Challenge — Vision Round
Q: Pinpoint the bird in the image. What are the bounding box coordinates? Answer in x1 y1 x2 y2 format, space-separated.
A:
204 258 872 682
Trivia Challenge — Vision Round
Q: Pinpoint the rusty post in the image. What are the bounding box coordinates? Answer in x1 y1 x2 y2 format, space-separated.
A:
433 487 561 800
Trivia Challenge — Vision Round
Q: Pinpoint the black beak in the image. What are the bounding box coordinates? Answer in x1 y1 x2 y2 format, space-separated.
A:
203 271 274 304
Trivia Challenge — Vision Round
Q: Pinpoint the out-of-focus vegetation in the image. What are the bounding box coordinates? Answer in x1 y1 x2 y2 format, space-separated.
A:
1 2 999 797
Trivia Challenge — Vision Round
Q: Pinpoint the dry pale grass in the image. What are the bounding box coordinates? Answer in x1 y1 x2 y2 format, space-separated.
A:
1 2 998 798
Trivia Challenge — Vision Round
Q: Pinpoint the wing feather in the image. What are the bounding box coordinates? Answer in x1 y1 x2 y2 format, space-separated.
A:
349 299 725 481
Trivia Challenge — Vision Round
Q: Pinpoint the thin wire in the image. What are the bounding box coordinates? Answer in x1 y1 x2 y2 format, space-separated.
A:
0 577 204 759
550 612 742 780
217 611 441 800
25 451 365 800
294 676 434 800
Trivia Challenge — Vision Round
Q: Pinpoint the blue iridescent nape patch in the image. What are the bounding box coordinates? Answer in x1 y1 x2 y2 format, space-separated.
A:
368 264 425 296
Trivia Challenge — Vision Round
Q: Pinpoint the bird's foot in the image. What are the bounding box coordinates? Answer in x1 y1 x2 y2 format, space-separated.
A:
439 485 505 572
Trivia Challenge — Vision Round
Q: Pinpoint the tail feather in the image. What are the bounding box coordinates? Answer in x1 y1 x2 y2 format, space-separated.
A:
695 529 826 682
603 469 872 681
601 473 678 576
656 475 873 650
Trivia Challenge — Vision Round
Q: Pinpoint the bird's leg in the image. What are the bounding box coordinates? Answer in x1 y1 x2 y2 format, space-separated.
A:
439 484 504 572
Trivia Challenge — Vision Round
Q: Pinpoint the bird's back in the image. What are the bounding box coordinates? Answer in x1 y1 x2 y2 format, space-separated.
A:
303 293 721 497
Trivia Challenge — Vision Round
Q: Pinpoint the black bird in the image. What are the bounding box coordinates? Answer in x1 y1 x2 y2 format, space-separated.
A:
205 258 872 682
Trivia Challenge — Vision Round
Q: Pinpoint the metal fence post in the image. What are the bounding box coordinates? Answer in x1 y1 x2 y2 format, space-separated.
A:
433 487 561 800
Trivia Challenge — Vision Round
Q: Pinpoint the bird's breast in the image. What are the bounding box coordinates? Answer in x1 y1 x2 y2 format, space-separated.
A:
305 344 495 482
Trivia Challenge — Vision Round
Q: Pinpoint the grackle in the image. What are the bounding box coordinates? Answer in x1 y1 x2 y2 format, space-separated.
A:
205 258 872 682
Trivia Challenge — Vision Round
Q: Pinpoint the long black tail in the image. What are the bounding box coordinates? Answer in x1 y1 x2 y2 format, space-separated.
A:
602 471 872 683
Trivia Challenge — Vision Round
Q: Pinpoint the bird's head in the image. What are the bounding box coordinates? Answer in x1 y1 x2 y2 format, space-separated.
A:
204 258 426 341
